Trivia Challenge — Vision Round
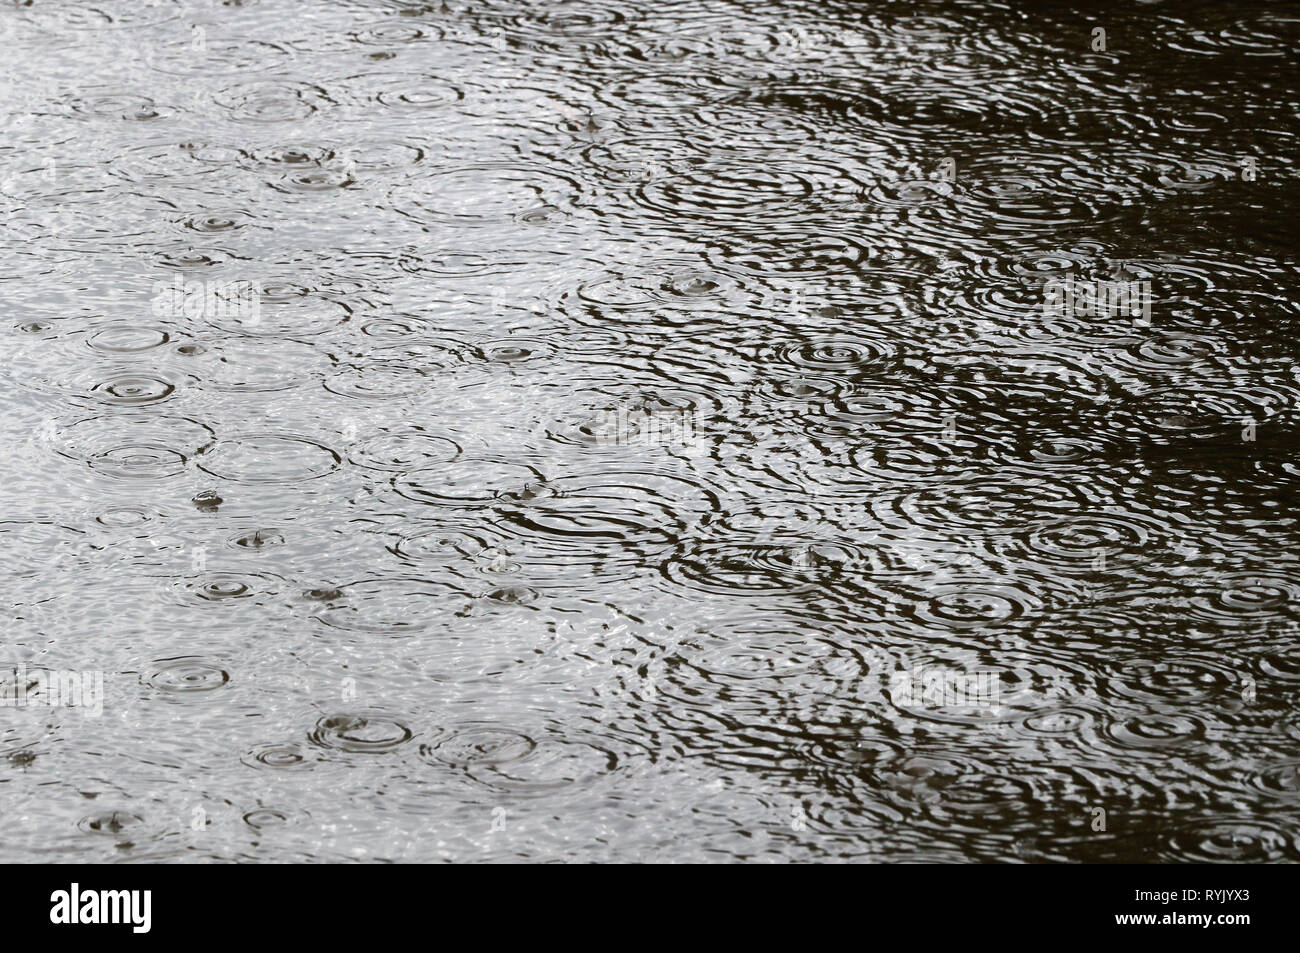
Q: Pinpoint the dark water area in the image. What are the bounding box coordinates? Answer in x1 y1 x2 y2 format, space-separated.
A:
0 0 1298 863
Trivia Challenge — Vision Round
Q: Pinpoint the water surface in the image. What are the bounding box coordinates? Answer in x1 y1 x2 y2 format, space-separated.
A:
1 0 1299 862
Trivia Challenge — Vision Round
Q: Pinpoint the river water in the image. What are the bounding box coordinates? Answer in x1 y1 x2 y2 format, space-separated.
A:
1 0 1298 862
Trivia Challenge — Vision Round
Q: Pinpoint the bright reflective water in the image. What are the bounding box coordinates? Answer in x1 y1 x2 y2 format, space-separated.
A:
1 0 1299 862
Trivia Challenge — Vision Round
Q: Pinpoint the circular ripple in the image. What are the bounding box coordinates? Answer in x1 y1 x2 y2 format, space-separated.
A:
772 335 896 374
240 143 334 170
359 315 434 341
1259 651 1300 682
636 160 826 222
78 811 145 837
178 209 253 235
1152 160 1232 191
420 726 535 766
84 325 170 354
910 582 1040 630
1126 333 1223 370
148 37 292 76
1110 386 1278 439
862 177 954 209
750 374 853 406
676 615 844 683
230 529 285 551
85 446 186 480
272 167 355 193
210 290 351 338
491 1 632 39
170 572 278 607
311 578 472 634
875 754 1037 822
1104 712 1204 750
185 338 330 392
110 139 245 183
1191 572 1300 625
1019 707 1095 737
55 414 216 481
557 387 725 448
1024 434 1113 465
243 808 294 830
662 538 858 598
703 228 875 279
348 19 446 47
876 477 1089 536
563 262 752 320
348 430 461 471
324 364 432 400
343 138 429 174
394 460 543 507
1008 248 1100 281
335 71 463 110
955 171 1097 232
1003 512 1155 576
393 165 580 225
496 470 718 546
145 657 230 694
391 524 503 567
1099 658 1237 704
0 522 97 586
153 246 246 271
242 742 315 771
198 433 340 484
309 711 413 754
1250 762 1300 798
61 89 170 121
464 738 617 796
90 372 177 405
96 505 154 528
1160 819 1298 863
214 81 331 122
474 338 554 364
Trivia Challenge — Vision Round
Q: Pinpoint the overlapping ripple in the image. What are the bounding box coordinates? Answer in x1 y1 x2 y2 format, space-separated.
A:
6 0 1299 864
